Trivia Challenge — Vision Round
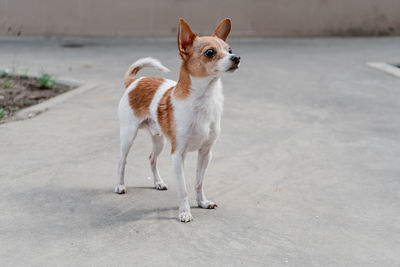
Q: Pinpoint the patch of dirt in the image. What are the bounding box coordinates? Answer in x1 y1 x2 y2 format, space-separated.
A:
0 76 73 123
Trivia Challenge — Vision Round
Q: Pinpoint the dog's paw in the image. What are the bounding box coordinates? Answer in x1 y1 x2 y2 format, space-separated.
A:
179 211 193 223
114 184 126 194
198 200 218 209
154 181 168 190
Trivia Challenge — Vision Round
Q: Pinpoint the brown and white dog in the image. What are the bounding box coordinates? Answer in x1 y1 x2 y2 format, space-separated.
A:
115 18 240 222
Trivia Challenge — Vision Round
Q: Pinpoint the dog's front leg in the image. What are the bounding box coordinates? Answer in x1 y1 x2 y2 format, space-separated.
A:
172 152 193 222
195 148 218 209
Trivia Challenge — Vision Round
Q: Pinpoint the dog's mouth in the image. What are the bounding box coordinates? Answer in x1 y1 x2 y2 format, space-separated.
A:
227 64 239 72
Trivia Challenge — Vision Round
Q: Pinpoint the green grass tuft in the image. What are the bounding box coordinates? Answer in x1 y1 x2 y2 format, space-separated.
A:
38 72 56 89
0 70 9 78
1 80 14 88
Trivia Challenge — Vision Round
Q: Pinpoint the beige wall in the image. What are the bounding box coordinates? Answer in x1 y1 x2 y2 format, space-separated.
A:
1 0 400 37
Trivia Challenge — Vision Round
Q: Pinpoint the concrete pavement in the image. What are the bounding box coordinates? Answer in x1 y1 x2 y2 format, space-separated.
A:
1 36 400 266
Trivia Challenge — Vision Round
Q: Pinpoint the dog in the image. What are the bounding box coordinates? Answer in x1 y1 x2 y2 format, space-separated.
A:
115 18 240 222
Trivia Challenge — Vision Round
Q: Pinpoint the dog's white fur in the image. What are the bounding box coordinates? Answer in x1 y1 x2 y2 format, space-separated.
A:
116 19 239 222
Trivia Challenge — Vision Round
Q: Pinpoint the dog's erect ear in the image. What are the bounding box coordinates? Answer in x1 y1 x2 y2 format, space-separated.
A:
178 18 197 55
213 18 231 41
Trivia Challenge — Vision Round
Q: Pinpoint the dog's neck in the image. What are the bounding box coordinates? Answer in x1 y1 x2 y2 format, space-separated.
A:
175 63 220 99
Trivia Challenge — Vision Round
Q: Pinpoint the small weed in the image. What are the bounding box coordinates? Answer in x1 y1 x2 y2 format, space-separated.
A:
0 70 9 78
38 72 56 89
21 69 29 79
0 108 4 119
1 80 14 89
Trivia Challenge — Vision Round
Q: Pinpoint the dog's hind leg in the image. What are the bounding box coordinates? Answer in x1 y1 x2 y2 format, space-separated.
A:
115 122 139 194
149 134 168 190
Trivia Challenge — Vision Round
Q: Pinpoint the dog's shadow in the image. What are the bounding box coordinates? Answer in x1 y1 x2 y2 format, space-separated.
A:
111 205 178 224
128 186 161 190
100 186 180 224
15 185 180 229
117 186 205 222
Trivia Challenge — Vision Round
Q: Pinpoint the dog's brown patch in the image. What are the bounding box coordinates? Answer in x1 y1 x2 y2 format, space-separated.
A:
125 77 136 88
158 86 176 153
124 64 142 88
175 64 192 99
128 77 164 118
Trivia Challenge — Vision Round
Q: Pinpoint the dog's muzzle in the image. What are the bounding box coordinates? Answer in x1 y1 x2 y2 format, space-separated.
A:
227 55 240 72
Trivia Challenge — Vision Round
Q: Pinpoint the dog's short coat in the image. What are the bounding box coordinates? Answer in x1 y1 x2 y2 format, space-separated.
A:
116 18 240 222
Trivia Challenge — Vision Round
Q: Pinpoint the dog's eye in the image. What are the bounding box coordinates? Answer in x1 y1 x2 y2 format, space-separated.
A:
228 48 232 54
204 49 216 58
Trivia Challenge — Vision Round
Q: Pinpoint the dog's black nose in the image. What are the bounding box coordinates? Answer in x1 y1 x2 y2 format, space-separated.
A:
231 55 240 64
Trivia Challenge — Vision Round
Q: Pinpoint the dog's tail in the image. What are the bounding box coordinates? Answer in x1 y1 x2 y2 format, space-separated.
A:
124 57 170 88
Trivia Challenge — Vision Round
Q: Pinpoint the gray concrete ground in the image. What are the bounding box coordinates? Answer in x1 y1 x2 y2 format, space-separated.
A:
1 36 400 266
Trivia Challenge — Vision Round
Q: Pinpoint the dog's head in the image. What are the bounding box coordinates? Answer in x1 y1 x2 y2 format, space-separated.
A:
177 18 240 77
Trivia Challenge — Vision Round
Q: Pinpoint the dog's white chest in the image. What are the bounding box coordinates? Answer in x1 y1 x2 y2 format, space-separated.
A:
181 78 224 152
185 113 214 151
